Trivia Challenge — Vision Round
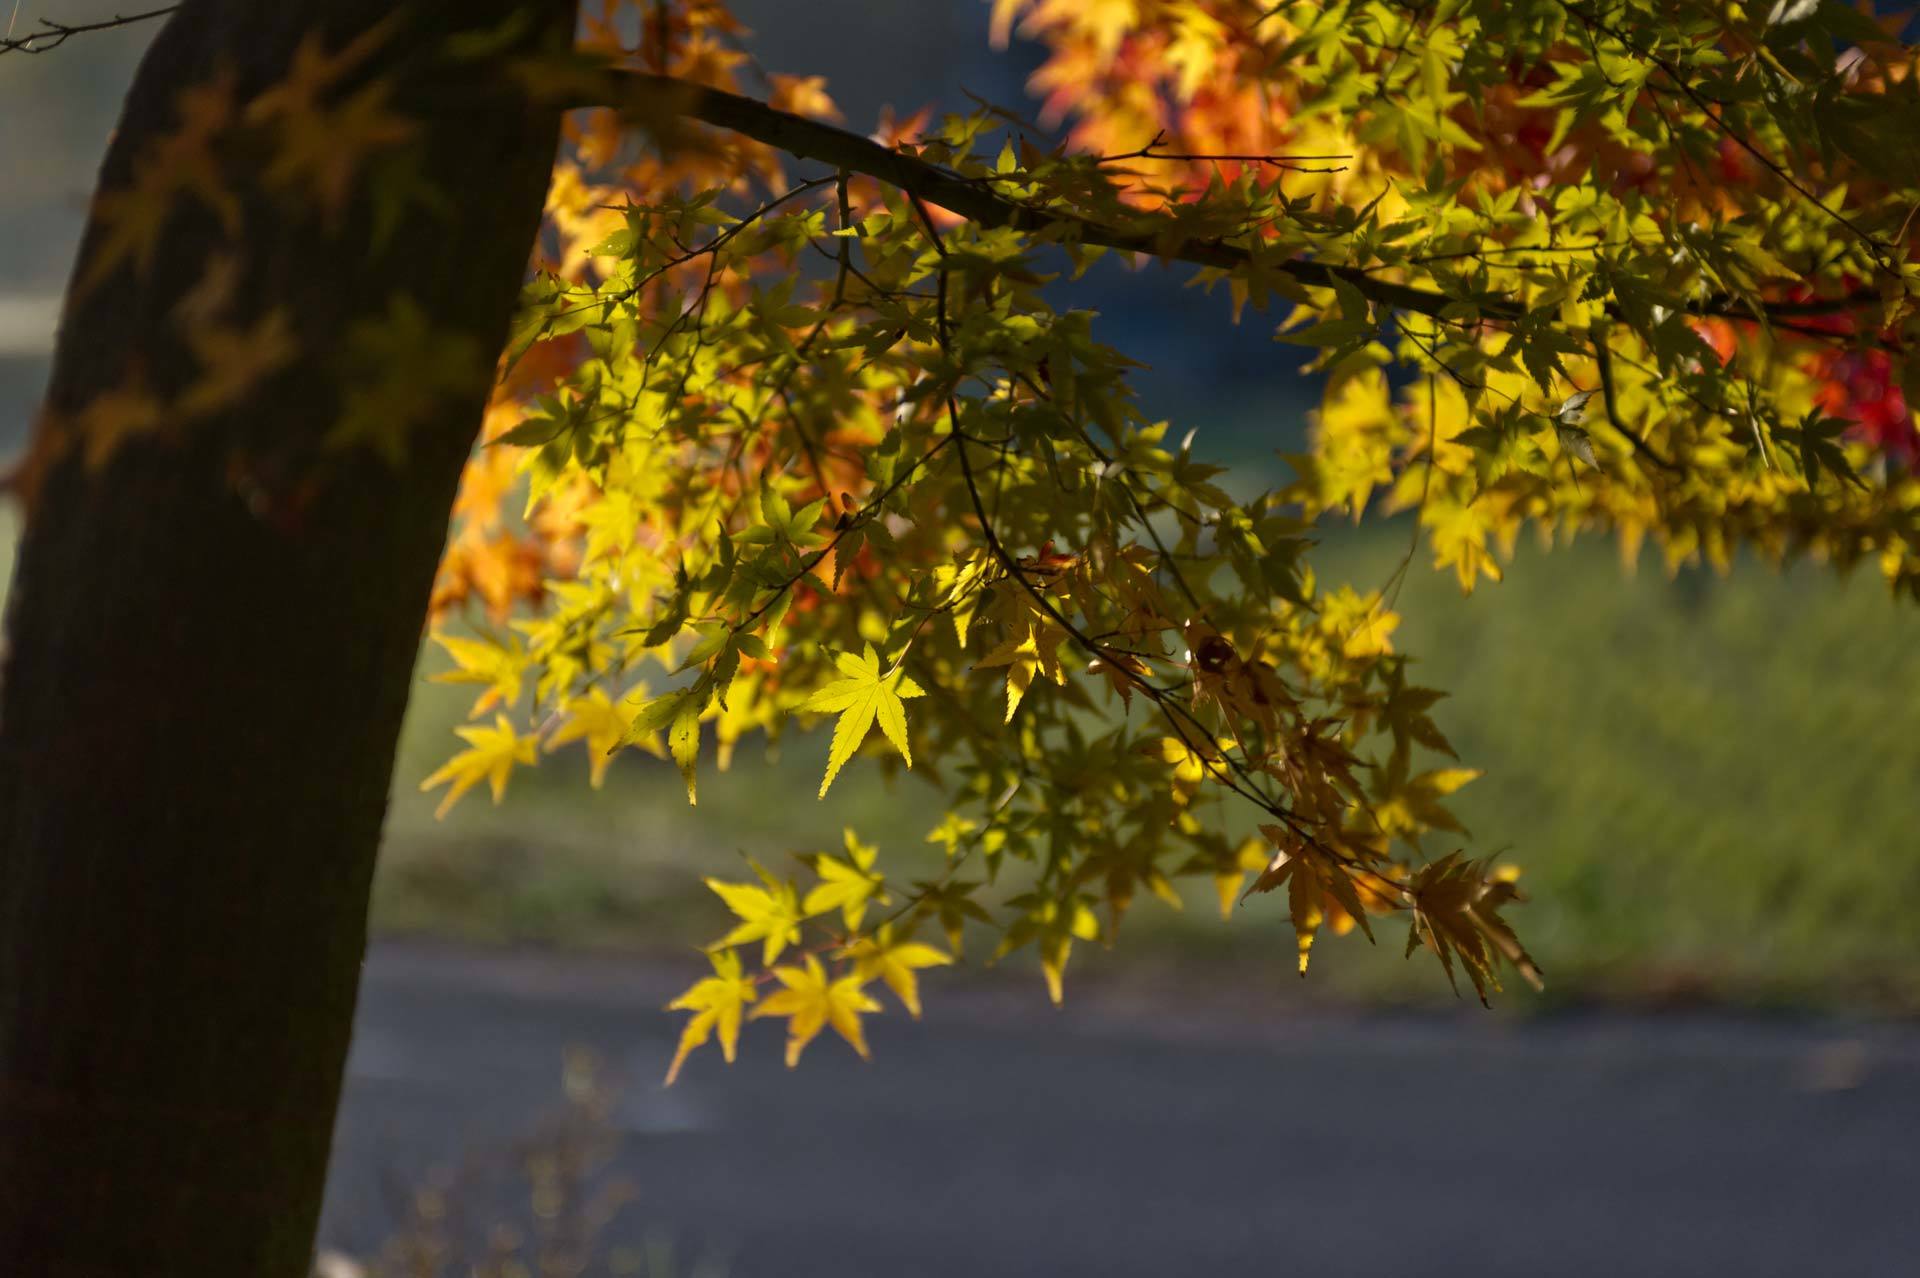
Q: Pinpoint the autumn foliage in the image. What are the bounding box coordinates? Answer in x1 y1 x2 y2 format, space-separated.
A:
48 1 1914 1076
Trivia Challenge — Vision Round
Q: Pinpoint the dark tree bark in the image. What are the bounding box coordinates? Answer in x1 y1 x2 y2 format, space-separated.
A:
0 3 570 1274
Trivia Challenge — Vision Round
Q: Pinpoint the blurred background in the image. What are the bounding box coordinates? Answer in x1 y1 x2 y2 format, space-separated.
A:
4 4 1918 1275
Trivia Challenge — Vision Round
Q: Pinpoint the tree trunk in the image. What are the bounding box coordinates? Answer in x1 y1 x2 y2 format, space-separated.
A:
0 4 568 1274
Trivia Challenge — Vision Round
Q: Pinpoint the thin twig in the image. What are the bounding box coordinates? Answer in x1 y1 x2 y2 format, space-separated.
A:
0 4 173 55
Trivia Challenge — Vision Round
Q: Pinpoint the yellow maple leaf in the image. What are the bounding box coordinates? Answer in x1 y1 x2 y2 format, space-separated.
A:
1153 735 1212 787
846 927 952 1018
1320 586 1400 660
1425 495 1504 593
546 687 653 787
801 645 925 797
749 956 881 1067
973 623 1068 721
1375 766 1482 842
802 828 884 930
767 73 841 121
1211 834 1274 921
664 948 758 1085
706 869 805 965
419 714 535 817
429 632 525 716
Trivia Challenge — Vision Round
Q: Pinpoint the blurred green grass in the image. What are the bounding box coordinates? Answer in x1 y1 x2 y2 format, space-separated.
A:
376 518 1920 1011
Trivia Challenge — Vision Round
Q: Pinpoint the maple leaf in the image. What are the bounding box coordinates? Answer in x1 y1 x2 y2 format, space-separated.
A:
845 926 953 1018
545 687 654 787
418 714 535 817
767 73 841 122
625 687 708 805
1150 733 1233 807
1244 825 1377 974
1085 650 1151 708
924 811 980 856
1375 765 1482 843
1374 665 1457 773
1210 834 1275 920
453 421 520 527
429 632 525 716
751 481 828 547
910 876 993 957
1182 621 1296 744
664 948 757 1085
454 531 546 623
1320 587 1399 661
803 828 885 930
706 866 805 965
1425 496 1504 594
996 896 1102 1005
973 623 1069 721
749 956 881 1067
1406 853 1544 1005
1267 716 1366 818
801 646 925 797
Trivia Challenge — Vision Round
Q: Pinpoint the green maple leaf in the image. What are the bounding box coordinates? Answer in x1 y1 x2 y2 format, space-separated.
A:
801 646 925 798
1376 665 1458 773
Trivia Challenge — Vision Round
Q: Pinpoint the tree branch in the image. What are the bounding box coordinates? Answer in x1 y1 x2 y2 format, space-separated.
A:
567 70 1477 320
562 69 1878 332
0 5 176 55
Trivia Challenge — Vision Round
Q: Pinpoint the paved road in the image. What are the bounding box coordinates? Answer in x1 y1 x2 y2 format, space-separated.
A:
320 943 1920 1277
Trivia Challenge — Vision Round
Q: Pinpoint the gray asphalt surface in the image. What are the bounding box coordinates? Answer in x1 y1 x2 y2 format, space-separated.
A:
319 943 1920 1277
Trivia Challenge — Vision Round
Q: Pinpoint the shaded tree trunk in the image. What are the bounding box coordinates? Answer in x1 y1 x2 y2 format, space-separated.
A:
0 3 569 1274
